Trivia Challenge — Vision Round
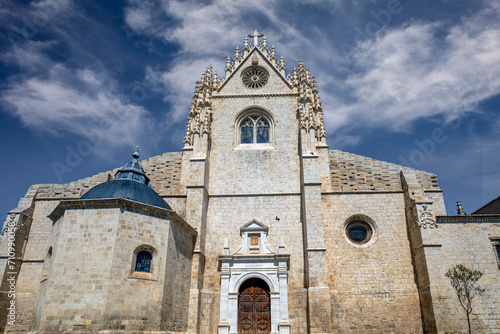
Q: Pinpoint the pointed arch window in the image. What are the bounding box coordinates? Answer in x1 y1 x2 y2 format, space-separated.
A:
240 115 270 144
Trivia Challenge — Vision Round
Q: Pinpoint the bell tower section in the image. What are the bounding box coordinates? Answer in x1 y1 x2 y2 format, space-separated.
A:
182 30 332 333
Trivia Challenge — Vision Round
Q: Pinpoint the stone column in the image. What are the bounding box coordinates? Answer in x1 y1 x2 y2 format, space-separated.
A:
270 292 280 333
182 147 210 334
228 292 238 334
299 133 333 333
218 261 230 334
401 171 438 333
277 255 291 334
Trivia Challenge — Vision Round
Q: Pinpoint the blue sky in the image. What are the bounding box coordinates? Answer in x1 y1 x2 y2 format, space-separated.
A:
1 0 499 223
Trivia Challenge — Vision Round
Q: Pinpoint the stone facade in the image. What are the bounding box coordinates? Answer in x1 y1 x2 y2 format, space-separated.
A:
1 30 499 334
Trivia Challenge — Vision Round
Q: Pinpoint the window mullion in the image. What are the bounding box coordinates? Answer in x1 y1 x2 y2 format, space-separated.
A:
253 118 258 144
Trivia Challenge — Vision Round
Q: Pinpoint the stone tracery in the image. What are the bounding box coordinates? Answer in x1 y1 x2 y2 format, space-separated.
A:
290 60 327 144
184 30 327 150
184 65 219 147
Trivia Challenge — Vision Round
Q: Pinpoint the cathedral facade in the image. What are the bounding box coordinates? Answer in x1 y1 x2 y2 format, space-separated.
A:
1 31 499 334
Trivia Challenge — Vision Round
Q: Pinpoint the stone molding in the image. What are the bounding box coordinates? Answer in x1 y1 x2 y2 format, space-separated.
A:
213 93 298 99
47 198 197 236
217 253 291 334
436 215 500 223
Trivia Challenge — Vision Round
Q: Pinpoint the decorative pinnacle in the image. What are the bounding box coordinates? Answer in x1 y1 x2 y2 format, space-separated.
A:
132 146 140 160
248 28 264 45
456 201 465 215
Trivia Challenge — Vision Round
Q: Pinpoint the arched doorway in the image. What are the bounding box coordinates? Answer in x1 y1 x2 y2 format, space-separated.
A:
238 278 271 334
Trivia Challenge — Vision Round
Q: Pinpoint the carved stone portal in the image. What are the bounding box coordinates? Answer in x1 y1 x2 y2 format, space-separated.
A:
218 220 291 334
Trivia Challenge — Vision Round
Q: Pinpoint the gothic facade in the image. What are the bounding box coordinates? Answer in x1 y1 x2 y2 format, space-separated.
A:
1 30 499 334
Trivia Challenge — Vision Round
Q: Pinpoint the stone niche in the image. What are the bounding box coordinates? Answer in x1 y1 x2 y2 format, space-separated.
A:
218 219 291 334
31 198 196 333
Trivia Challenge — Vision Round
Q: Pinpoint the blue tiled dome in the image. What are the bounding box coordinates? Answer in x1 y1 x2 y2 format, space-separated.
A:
81 147 171 210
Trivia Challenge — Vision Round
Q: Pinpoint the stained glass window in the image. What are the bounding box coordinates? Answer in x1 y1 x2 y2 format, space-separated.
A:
135 250 152 273
346 221 372 244
241 119 254 144
240 115 270 144
348 225 367 242
241 67 269 89
256 119 269 143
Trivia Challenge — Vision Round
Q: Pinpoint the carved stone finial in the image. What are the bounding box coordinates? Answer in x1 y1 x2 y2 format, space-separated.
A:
248 28 264 45
243 36 251 54
457 201 466 215
132 146 140 160
225 56 233 75
234 46 241 63
260 36 268 55
270 45 277 64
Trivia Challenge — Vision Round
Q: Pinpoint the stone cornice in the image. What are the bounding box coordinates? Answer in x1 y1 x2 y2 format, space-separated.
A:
48 197 197 236
322 191 404 195
218 253 290 271
213 92 298 99
437 214 500 223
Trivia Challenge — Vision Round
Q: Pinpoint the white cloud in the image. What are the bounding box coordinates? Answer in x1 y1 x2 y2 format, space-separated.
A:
124 0 342 130
7 0 497 156
126 0 500 148
145 58 223 122
0 1 160 157
329 1 500 137
1 65 155 156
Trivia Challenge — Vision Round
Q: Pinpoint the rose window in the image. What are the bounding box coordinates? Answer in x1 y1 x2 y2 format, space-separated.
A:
241 67 269 89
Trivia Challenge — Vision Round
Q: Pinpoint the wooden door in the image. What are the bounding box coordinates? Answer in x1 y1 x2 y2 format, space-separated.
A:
238 278 271 334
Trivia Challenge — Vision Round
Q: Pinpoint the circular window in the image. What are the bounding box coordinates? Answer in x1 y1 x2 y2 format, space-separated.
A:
241 67 269 89
346 220 372 244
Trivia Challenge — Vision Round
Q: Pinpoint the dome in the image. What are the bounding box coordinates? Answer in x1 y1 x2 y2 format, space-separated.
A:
81 147 171 210
81 179 171 209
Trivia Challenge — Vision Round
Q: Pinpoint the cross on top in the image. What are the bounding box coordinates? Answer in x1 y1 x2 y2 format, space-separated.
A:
248 29 264 45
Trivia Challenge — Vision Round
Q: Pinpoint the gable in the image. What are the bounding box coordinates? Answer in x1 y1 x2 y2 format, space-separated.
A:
240 219 269 234
217 47 293 95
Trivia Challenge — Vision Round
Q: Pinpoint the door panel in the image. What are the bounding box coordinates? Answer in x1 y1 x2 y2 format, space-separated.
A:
238 278 271 334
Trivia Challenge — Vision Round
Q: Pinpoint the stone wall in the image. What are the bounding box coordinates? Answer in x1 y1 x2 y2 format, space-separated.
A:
209 55 300 196
29 199 195 333
429 218 500 333
322 192 423 333
1 196 58 333
201 195 305 333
